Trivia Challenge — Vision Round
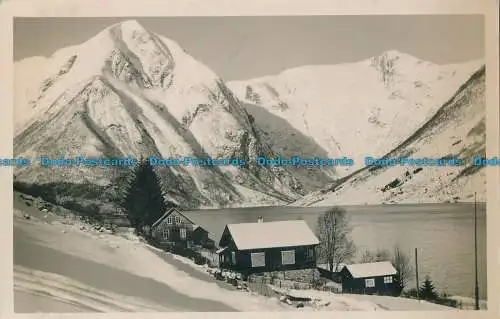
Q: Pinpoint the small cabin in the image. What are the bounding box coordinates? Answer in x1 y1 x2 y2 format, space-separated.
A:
151 208 213 248
339 261 401 296
217 217 320 274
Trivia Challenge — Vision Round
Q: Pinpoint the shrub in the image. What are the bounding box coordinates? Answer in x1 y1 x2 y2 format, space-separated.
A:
312 278 325 290
194 254 208 265
402 288 419 298
435 297 459 308
420 276 439 301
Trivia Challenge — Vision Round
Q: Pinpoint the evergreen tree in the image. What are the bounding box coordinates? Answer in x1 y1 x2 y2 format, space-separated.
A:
122 158 167 232
420 275 438 301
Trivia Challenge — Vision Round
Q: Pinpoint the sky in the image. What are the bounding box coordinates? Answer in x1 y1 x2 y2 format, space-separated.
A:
13 15 485 81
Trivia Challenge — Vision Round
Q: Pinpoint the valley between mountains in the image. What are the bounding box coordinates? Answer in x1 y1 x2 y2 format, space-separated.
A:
14 20 486 209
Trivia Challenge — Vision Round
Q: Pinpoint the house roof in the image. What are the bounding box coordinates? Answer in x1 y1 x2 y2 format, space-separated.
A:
151 208 195 228
343 261 397 278
223 220 320 250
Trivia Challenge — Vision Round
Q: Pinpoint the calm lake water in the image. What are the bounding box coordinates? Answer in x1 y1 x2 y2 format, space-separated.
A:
184 203 487 300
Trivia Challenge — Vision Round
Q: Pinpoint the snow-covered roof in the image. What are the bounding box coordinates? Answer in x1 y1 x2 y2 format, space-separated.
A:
225 220 319 250
343 261 397 278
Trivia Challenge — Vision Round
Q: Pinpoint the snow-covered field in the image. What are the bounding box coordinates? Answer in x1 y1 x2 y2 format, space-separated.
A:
15 265 174 312
270 287 455 311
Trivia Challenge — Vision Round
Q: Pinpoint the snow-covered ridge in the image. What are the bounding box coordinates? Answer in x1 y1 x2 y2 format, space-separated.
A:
292 65 486 206
228 51 483 177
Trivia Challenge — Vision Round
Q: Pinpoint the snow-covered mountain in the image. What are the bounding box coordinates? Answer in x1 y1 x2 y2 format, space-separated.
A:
14 20 307 208
291 65 486 206
227 51 483 177
14 19 486 209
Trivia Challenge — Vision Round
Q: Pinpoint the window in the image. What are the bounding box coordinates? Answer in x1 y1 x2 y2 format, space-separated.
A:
365 278 375 288
250 252 265 267
180 228 187 239
281 250 295 265
166 217 172 224
305 248 315 261
175 216 181 224
231 252 236 264
163 228 170 239
384 276 393 284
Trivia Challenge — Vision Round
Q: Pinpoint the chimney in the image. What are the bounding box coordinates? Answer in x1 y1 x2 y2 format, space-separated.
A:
257 216 263 223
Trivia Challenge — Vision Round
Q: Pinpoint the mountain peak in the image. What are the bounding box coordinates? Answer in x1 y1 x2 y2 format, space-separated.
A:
380 49 406 58
113 19 146 32
375 50 420 63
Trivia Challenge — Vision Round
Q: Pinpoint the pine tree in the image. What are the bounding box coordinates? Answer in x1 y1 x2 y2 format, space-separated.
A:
420 275 438 301
122 158 167 232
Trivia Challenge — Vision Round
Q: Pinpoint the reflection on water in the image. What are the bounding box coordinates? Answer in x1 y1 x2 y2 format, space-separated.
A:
185 203 487 299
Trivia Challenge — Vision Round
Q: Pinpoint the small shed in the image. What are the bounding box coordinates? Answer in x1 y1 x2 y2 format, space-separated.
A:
217 218 320 274
339 261 401 296
316 263 346 283
192 225 215 249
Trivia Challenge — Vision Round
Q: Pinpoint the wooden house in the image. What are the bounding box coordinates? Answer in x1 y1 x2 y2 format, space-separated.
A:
151 208 213 248
339 261 401 296
217 218 320 274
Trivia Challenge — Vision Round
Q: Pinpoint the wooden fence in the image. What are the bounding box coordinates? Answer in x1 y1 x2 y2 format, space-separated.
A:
247 274 342 293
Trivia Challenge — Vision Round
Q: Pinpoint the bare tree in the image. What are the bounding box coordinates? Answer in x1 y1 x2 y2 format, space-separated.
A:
316 207 356 272
360 248 391 263
392 245 413 289
360 250 375 263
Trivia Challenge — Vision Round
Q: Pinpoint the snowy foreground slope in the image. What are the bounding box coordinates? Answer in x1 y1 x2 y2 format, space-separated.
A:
14 20 308 208
292 66 486 206
227 52 483 177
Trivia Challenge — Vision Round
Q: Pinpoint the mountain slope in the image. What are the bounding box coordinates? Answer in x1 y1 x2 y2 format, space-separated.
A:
227 51 483 177
292 65 486 206
13 20 305 209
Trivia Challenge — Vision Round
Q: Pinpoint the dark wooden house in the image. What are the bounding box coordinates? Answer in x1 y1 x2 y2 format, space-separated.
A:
151 208 213 248
217 218 320 274
339 261 400 296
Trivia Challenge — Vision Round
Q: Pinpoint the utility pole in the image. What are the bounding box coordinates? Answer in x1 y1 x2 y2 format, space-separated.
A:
415 248 420 301
474 192 480 310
